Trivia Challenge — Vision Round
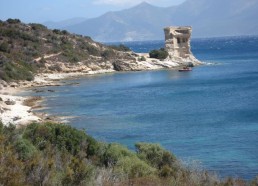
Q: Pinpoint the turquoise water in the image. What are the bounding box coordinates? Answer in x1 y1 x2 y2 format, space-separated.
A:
24 36 258 179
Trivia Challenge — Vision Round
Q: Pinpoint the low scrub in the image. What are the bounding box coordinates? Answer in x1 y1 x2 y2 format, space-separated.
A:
149 48 169 60
0 61 34 81
0 121 257 185
109 44 131 52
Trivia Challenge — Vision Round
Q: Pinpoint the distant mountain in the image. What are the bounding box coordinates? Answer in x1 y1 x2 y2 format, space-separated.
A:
168 0 258 38
64 2 171 42
43 17 87 29
61 0 258 42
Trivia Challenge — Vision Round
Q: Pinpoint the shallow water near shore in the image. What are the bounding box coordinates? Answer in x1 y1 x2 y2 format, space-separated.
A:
21 36 258 179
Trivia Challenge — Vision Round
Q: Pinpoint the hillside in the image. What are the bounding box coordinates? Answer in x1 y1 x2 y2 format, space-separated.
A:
58 0 258 42
0 19 135 82
0 19 193 83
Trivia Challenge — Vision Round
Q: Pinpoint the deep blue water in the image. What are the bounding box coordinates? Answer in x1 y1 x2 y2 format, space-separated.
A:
23 36 258 179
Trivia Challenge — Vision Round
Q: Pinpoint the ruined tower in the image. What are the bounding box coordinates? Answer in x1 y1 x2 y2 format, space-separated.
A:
164 26 199 64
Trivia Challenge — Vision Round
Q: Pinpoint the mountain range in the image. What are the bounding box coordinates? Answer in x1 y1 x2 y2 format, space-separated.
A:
43 0 258 42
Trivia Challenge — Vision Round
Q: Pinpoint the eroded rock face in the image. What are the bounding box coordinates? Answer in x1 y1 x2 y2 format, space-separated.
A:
164 26 201 65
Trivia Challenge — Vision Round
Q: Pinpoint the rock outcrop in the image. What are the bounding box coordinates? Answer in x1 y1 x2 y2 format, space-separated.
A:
164 26 201 65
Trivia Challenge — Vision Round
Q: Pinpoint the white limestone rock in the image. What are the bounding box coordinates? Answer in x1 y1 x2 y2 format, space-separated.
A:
164 26 202 65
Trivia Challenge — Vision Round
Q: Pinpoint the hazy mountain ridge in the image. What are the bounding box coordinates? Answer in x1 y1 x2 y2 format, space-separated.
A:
49 0 258 42
44 17 88 29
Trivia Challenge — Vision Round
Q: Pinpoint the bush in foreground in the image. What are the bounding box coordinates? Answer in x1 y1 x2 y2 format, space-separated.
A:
0 121 257 185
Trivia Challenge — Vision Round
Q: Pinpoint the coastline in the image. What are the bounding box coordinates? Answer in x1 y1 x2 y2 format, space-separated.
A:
0 69 117 126
0 54 202 126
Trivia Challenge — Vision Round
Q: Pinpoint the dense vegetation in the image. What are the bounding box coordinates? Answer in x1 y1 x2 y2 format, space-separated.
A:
0 19 133 82
108 44 131 52
149 48 169 60
0 122 257 185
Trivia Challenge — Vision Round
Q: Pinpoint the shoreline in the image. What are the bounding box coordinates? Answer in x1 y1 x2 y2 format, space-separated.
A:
0 56 203 126
0 69 117 126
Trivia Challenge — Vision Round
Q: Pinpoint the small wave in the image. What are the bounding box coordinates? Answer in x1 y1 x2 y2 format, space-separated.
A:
202 61 221 66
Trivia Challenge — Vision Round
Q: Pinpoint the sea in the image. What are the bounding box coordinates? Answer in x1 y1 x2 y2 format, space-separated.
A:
21 36 258 179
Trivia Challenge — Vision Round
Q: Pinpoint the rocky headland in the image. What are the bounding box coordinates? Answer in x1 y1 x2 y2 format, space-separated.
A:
0 19 201 125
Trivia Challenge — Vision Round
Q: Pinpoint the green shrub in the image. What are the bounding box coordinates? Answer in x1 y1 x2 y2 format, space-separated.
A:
6 18 21 24
0 28 38 42
109 44 131 52
62 48 82 63
0 122 254 185
159 165 175 177
29 23 47 31
0 42 10 53
62 157 94 185
83 36 93 41
53 29 62 34
1 61 34 81
102 143 134 166
0 142 26 185
0 121 3 134
14 137 36 160
79 42 100 56
48 64 62 72
85 135 100 157
61 30 69 35
101 49 115 59
139 56 146 61
149 48 168 60
114 156 155 178
23 123 99 156
2 123 16 136
135 143 176 169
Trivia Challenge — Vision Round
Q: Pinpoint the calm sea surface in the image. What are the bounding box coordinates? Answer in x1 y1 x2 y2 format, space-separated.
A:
22 36 258 179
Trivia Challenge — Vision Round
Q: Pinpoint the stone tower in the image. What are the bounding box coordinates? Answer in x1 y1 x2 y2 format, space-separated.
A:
164 26 199 64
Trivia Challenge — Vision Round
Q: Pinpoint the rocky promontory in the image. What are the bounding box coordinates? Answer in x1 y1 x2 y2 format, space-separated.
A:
0 19 202 125
0 19 201 83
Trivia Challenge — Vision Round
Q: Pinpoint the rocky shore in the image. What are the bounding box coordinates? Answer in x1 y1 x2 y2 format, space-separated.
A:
0 55 198 126
0 20 202 126
0 70 111 126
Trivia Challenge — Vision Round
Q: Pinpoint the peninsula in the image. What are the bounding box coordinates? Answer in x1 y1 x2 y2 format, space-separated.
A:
0 19 200 125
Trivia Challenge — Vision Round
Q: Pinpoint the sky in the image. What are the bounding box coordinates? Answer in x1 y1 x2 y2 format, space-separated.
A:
0 0 186 23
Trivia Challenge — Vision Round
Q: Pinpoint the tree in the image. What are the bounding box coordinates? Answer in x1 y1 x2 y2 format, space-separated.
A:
135 143 176 169
149 48 168 60
6 18 21 24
